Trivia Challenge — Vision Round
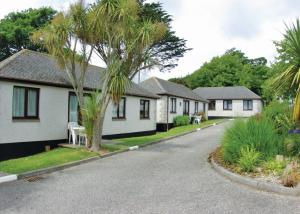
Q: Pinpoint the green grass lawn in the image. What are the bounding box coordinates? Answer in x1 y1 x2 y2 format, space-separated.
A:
0 119 225 174
0 148 98 174
102 144 129 152
115 119 226 147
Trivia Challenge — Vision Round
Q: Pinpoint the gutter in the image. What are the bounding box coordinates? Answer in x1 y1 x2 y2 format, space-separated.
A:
157 93 209 103
0 78 159 100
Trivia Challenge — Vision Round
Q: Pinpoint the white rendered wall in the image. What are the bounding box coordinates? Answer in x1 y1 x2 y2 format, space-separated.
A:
0 81 157 144
156 95 206 124
207 99 263 118
0 81 69 144
102 96 156 135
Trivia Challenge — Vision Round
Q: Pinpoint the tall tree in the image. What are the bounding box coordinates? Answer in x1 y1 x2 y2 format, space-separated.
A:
0 7 56 61
89 0 167 151
138 2 191 72
272 19 300 122
32 2 94 119
169 48 271 96
34 0 167 151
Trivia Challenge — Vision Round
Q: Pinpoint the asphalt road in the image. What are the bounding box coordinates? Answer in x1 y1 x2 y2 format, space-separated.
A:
1 122 300 214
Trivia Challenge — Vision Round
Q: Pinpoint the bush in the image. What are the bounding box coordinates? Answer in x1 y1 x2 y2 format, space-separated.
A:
238 146 261 172
222 118 282 164
283 135 300 156
173 115 190 127
263 159 286 175
262 101 294 135
282 161 300 187
81 92 100 147
198 112 207 121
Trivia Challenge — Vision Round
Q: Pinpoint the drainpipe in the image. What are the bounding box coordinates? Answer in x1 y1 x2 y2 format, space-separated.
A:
166 95 169 132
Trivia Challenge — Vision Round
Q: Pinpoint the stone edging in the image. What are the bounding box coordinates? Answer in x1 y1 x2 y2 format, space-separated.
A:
139 120 225 148
17 149 130 179
210 157 300 197
0 120 227 184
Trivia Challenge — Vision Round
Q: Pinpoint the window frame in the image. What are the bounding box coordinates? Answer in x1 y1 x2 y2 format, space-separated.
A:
183 100 190 115
223 100 233 111
208 100 216 111
170 98 177 113
12 86 40 120
243 100 253 111
195 101 199 114
112 97 126 120
140 99 150 119
68 92 91 123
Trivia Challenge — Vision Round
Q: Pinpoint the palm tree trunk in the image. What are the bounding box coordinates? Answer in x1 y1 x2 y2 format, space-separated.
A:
91 84 110 152
91 114 104 151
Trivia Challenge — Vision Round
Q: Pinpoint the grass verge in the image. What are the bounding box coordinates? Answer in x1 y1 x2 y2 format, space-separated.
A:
0 119 225 175
0 148 98 174
116 119 225 147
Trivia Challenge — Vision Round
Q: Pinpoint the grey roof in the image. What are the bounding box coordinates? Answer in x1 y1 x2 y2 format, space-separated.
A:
193 86 261 100
139 77 208 102
0 49 159 99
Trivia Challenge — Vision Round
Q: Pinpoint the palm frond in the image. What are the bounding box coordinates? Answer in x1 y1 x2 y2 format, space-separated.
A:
272 19 300 122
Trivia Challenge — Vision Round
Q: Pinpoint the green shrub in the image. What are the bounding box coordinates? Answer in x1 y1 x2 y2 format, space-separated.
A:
262 101 294 135
283 135 300 156
81 92 100 147
222 118 282 164
238 146 261 172
198 112 207 121
263 159 286 175
173 115 190 127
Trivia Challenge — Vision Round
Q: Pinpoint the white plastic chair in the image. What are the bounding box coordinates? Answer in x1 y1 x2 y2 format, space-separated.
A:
68 122 79 145
194 115 202 124
78 128 87 147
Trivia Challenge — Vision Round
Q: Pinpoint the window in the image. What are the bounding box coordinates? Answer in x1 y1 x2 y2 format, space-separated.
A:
140 100 150 119
112 97 126 119
195 102 199 114
208 100 216 110
69 93 78 122
68 92 91 122
170 98 176 113
12 86 39 119
223 100 232 110
243 100 253 111
183 100 190 115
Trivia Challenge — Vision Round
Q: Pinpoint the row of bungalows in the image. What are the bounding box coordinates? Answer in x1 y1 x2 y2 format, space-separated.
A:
0 50 262 160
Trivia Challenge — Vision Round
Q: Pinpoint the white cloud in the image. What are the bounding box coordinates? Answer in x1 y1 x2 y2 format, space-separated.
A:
144 0 299 81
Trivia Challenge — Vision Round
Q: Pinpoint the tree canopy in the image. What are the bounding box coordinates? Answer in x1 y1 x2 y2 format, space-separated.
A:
170 48 271 96
139 1 191 72
0 7 56 61
33 0 167 151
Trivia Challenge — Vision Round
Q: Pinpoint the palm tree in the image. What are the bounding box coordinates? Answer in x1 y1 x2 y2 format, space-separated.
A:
272 19 300 122
33 0 167 151
32 1 94 111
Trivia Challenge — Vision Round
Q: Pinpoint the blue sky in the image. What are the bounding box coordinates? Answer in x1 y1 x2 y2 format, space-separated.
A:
1 0 299 80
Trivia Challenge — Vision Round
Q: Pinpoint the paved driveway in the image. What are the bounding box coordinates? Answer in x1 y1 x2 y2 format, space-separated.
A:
1 122 300 214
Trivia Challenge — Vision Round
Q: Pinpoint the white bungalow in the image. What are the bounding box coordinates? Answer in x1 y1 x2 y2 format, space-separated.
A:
0 50 159 161
140 77 208 131
193 86 263 118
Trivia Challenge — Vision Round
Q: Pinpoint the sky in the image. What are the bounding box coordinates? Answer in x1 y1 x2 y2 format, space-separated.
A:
0 0 300 81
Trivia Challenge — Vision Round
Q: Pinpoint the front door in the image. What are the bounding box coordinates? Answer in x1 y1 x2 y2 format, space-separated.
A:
68 92 78 123
183 100 190 115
